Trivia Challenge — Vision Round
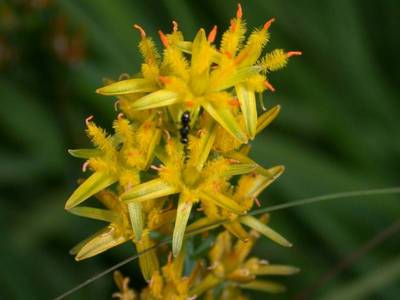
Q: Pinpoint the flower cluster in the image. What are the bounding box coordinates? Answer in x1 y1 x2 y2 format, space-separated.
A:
65 4 300 297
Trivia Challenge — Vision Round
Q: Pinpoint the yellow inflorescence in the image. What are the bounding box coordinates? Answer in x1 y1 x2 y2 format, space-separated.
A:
65 3 301 298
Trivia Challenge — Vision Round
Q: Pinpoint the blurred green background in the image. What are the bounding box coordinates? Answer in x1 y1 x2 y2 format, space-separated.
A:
1 0 399 299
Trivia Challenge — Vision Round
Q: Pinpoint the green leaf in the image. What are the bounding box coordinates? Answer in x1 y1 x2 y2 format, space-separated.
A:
129 89 181 110
240 280 286 293
252 264 300 276
96 78 158 95
236 84 257 139
68 206 120 223
68 148 101 159
240 215 292 247
321 256 400 300
65 172 117 209
121 178 178 203
203 102 247 143
172 196 193 257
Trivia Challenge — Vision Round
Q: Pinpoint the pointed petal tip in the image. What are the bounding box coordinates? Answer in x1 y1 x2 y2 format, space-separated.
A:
263 17 276 30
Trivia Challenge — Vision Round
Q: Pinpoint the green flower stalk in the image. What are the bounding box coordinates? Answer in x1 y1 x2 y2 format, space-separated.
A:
65 3 301 297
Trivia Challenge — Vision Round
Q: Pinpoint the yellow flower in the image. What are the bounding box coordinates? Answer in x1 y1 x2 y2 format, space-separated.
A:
121 114 259 257
96 4 300 144
66 4 301 296
190 220 299 298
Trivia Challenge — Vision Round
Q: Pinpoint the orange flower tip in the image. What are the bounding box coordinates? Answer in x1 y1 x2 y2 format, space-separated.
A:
264 81 276 92
158 30 169 48
133 24 146 38
159 75 171 84
172 20 179 32
196 206 204 212
236 3 243 19
82 161 89 172
85 115 94 126
263 17 276 30
287 51 302 57
207 25 218 43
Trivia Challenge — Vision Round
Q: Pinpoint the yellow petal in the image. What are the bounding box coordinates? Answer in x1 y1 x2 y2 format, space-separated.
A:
128 89 180 111
74 226 127 260
68 148 101 159
96 78 157 95
223 222 250 242
240 215 292 247
225 151 284 179
65 172 117 209
223 163 257 177
127 202 144 241
144 128 161 169
186 217 221 237
121 178 178 203
256 105 281 135
203 102 247 143
135 231 159 281
240 280 286 293
68 206 120 223
243 166 285 198
210 66 261 92
236 84 257 139
172 195 193 257
199 190 245 214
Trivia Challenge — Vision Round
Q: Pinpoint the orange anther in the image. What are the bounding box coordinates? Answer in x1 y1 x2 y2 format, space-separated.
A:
254 197 261 207
159 76 171 84
85 115 94 126
133 24 146 38
263 17 275 30
158 30 169 48
172 20 179 32
287 51 302 57
224 51 233 59
186 100 194 107
230 19 236 32
229 98 240 107
236 3 243 19
264 80 276 92
208 25 218 43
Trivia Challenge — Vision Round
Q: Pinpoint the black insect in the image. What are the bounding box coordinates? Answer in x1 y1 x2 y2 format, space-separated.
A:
180 111 190 144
